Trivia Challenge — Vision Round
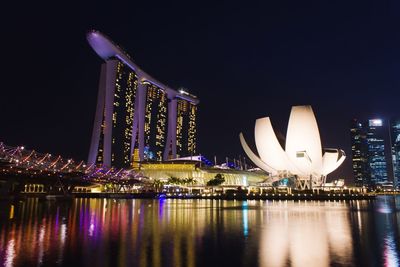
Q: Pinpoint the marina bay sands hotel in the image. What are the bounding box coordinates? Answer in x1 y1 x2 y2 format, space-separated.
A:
87 30 199 168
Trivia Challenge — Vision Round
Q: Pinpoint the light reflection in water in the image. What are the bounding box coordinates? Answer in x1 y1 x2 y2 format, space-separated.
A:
4 239 15 267
38 224 46 266
88 212 95 237
242 201 248 237
0 197 398 267
259 201 354 267
384 234 399 267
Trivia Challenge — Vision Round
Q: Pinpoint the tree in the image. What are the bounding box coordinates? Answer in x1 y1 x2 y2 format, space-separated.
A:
152 179 165 192
184 178 196 186
206 174 225 186
167 177 182 185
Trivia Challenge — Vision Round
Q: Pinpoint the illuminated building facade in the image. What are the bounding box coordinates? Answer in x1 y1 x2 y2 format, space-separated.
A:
240 105 346 189
143 82 168 161
139 161 266 186
176 99 197 158
366 119 388 185
390 119 400 188
350 119 370 187
87 30 199 168
350 119 390 187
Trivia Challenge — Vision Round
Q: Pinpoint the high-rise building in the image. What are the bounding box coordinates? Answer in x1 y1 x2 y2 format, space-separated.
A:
390 119 400 188
143 82 168 161
176 96 197 158
350 118 390 187
87 30 199 168
350 119 370 187
366 119 388 185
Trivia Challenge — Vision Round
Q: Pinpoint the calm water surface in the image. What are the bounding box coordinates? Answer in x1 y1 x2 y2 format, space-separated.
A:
0 197 399 267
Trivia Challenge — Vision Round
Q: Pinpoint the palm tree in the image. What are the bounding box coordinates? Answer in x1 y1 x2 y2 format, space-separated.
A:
206 174 225 194
167 177 181 185
152 179 164 192
184 178 196 193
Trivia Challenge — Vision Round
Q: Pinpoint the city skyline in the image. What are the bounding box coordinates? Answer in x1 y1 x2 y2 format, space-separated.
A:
1 3 399 267
2 1 400 183
351 118 400 188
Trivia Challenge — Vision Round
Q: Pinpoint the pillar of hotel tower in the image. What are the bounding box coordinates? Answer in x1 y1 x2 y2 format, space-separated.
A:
88 59 118 167
102 60 118 167
88 63 106 165
163 96 178 160
134 79 147 161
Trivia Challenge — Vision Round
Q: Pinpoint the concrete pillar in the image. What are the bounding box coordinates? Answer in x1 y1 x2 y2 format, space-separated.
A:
130 78 147 162
103 60 118 167
88 63 107 165
137 81 147 161
164 97 177 160
130 83 140 158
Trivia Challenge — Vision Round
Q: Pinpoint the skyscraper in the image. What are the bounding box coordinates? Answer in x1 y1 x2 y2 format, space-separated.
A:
366 119 388 185
350 119 370 187
87 30 199 168
176 95 197 158
350 119 390 187
390 119 400 188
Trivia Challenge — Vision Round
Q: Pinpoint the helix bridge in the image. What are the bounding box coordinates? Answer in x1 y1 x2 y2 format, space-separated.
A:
0 142 148 194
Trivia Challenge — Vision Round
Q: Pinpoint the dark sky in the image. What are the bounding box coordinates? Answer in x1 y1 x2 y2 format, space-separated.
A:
2 0 400 184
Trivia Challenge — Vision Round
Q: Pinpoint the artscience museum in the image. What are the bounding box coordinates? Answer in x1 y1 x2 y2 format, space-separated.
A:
240 105 346 189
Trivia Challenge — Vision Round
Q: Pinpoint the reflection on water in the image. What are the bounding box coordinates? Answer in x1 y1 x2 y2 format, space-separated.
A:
0 197 398 267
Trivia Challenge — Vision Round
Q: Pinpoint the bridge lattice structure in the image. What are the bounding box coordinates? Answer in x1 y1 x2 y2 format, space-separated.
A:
0 142 146 185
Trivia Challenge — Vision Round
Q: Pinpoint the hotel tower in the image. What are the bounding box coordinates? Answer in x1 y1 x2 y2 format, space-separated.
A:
87 30 199 168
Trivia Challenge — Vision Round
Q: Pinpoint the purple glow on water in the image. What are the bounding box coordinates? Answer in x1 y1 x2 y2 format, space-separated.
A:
0 197 398 267
383 234 399 267
55 207 59 228
159 198 165 218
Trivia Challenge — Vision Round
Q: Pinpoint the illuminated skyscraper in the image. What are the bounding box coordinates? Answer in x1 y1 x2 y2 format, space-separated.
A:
176 96 197 158
390 119 400 188
143 82 168 161
350 119 390 187
350 119 370 187
366 119 388 185
87 31 199 168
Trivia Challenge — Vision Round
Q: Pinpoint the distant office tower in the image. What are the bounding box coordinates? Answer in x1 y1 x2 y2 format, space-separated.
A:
350 119 370 187
390 119 400 188
366 119 388 184
351 119 389 187
87 30 199 168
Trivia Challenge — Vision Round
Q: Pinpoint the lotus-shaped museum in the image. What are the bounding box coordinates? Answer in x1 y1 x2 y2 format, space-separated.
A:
240 105 345 189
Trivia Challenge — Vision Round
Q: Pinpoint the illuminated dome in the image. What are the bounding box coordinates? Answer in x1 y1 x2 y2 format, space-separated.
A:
240 105 345 189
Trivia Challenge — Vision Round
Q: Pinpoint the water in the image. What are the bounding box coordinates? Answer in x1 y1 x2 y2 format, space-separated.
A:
0 197 399 267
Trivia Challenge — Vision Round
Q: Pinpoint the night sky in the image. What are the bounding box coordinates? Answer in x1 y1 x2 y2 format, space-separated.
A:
2 1 400 184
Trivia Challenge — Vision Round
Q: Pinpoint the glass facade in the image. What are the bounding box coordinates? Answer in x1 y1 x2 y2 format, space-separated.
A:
351 119 390 187
390 119 400 188
366 119 388 185
176 99 197 158
350 119 370 187
143 82 168 161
